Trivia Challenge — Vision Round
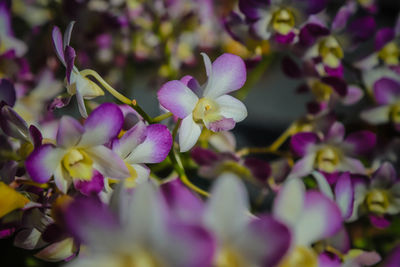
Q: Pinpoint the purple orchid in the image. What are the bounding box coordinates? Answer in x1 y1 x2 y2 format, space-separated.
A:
204 173 291 266
52 22 104 118
349 162 400 227
238 0 327 44
158 53 247 152
289 122 376 180
64 181 215 267
273 178 343 266
25 103 129 193
361 77 400 131
111 120 172 187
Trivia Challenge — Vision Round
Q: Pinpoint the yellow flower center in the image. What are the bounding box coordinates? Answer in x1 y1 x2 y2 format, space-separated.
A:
279 246 318 267
123 163 139 188
193 97 221 123
318 36 343 68
378 41 400 66
365 189 390 214
315 146 340 173
390 103 400 123
62 149 93 180
310 81 333 102
272 8 296 35
119 249 161 267
215 246 247 267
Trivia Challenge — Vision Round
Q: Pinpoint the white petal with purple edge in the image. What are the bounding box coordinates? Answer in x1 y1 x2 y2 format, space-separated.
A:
125 124 172 164
215 95 248 122
204 173 250 243
112 121 147 159
289 153 316 178
25 145 66 183
273 178 305 227
203 53 246 99
52 26 65 66
79 103 123 147
85 146 130 179
131 163 150 184
75 89 88 118
312 171 334 200
35 238 75 262
335 173 354 220
63 21 75 48
179 115 202 152
295 191 342 246
157 80 199 119
56 116 84 148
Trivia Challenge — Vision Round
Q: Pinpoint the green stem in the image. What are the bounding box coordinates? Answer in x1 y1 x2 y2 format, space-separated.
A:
80 69 153 123
152 112 173 123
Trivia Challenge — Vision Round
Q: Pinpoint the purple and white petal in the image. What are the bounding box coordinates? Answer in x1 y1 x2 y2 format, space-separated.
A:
204 173 250 243
63 21 75 48
179 115 201 153
74 170 104 196
339 157 366 174
375 28 395 51
360 105 391 125
215 95 248 122
312 171 334 200
238 0 268 20
289 153 316 178
180 75 202 96
79 103 123 147
85 146 130 179
112 121 147 159
29 125 43 148
75 89 88 118
342 85 364 105
344 131 376 155
295 191 342 246
125 124 172 164
52 26 66 66
64 46 76 84
0 105 29 141
273 178 305 228
54 163 72 194
326 122 345 143
290 132 319 157
157 80 199 119
25 145 66 183
203 53 247 99
335 172 354 220
200 53 212 77
373 78 400 105
56 116 84 148
371 162 396 188
34 238 76 262
207 118 235 132
319 252 341 267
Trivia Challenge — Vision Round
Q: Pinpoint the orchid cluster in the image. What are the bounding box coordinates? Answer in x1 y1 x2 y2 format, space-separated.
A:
2 0 400 266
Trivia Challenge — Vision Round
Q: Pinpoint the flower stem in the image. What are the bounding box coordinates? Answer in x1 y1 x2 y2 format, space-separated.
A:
152 112 173 123
80 69 153 123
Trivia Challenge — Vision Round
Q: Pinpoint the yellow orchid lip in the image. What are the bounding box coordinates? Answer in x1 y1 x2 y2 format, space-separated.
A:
315 146 341 173
62 148 93 180
272 8 296 35
379 41 400 66
318 36 343 68
365 189 390 214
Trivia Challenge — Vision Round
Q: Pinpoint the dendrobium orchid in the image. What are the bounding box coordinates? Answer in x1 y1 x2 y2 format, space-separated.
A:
273 178 342 266
52 22 104 118
64 181 215 267
289 122 376 182
25 103 129 193
111 121 172 187
158 53 247 152
204 173 291 266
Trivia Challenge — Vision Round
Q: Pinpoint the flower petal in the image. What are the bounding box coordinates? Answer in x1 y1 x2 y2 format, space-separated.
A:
65 46 76 84
215 95 248 122
52 26 65 66
157 80 199 119
373 78 400 105
204 173 250 243
63 21 75 48
85 146 130 179
371 162 396 188
360 105 391 125
75 89 88 118
326 122 345 143
295 191 342 246
342 85 364 105
179 116 201 152
56 116 84 148
344 130 376 155
35 238 76 262
79 103 123 147
203 53 247 99
273 178 305 228
0 79 16 106
74 170 104 196
112 121 147 159
289 153 316 178
200 53 212 77
335 172 354 220
375 28 395 51
207 118 235 132
290 132 319 157
25 145 65 183
125 124 172 164
54 163 72 194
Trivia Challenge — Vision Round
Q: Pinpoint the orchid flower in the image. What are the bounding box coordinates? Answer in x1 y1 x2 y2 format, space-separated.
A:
238 0 328 44
52 22 104 118
64 182 215 267
158 53 247 152
361 77 400 131
111 120 172 187
25 103 129 193
273 178 342 266
289 122 376 182
203 173 290 266
349 162 400 227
